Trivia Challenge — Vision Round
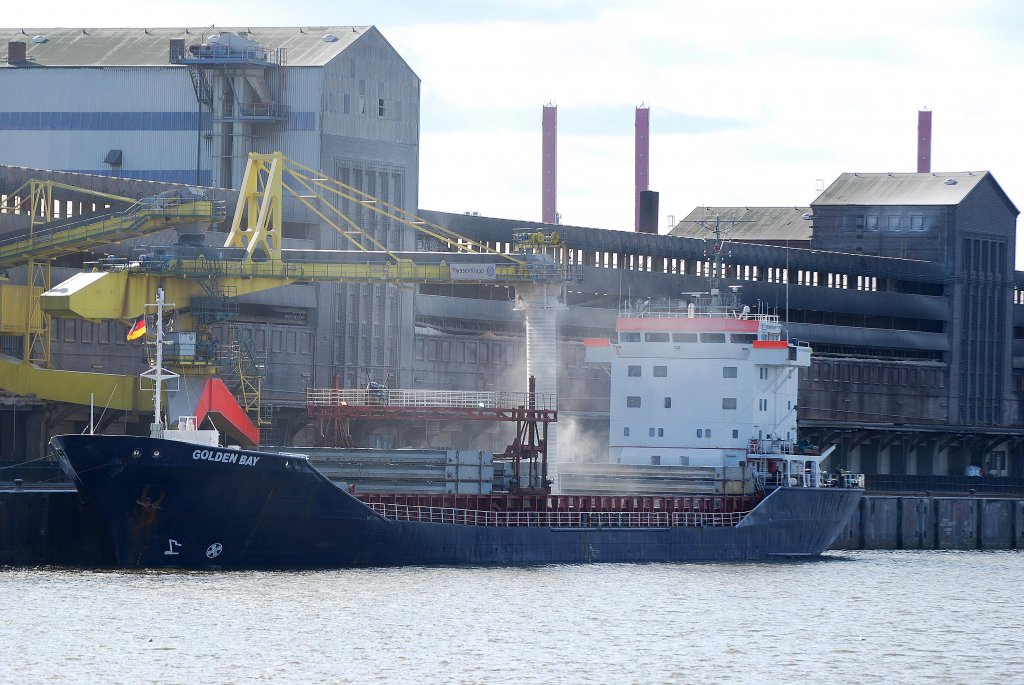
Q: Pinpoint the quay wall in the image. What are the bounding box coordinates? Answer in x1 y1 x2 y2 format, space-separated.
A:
0 489 114 566
830 495 1024 551
2 490 1022 566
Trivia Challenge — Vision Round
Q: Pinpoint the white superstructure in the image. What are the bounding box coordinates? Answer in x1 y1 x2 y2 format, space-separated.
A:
586 288 831 487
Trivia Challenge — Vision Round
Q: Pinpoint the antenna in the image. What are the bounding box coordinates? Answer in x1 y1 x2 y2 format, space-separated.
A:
679 214 753 303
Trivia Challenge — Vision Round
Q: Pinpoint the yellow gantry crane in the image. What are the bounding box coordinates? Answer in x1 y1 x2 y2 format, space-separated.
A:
0 180 225 410
0 152 574 419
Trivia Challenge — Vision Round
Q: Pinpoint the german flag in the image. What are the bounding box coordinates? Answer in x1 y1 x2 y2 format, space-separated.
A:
126 315 147 341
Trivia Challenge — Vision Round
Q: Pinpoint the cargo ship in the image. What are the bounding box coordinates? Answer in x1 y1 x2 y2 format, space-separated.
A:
52 285 862 569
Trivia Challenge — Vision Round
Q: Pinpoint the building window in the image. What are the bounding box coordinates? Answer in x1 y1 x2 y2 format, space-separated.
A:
732 430 739 439
679 456 689 466
628 365 641 377
663 397 672 409
909 215 924 231
723 398 737 409
658 428 664 437
378 98 386 117
866 215 879 232
723 366 738 378
626 396 641 408
705 428 711 438
651 455 661 465
653 365 667 377
760 368 769 380
887 215 901 231
649 427 656 437
624 427 630 436
758 398 768 411
697 429 703 438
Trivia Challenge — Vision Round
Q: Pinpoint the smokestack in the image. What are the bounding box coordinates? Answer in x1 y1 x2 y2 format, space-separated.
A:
542 104 557 224
635 105 650 231
917 109 932 173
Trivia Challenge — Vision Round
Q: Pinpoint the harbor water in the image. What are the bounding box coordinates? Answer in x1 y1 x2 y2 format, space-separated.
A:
2 550 1021 684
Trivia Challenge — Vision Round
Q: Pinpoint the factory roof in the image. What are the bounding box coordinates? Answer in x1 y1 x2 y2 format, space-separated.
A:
670 206 812 242
812 171 1006 208
0 26 376 67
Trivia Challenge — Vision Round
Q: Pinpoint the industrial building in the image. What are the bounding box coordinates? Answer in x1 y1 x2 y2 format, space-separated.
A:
1 26 1023 482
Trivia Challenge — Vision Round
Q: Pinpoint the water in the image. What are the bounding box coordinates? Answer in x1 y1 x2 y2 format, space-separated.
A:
2 550 1021 684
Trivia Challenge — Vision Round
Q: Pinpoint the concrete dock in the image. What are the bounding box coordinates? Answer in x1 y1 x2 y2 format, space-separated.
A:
831 494 1024 550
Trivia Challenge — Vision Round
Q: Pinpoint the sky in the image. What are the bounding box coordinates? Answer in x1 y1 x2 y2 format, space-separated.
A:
7 1 1024 258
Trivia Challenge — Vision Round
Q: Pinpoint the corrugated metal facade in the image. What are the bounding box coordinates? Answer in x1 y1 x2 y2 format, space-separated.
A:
0 68 202 180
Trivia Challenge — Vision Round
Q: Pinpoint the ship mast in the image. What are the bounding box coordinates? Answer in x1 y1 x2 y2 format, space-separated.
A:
139 288 179 437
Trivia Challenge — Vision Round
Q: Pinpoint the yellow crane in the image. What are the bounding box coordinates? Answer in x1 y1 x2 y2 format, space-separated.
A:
0 152 573 424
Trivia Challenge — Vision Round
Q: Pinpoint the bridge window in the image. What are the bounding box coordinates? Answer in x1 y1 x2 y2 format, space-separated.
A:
645 332 670 342
700 333 726 343
672 332 698 343
619 332 641 343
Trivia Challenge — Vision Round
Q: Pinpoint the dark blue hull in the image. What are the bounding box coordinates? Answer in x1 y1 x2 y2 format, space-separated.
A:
50 434 862 569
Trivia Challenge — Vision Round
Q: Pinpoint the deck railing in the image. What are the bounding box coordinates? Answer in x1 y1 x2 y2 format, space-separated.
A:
365 503 748 528
307 388 556 411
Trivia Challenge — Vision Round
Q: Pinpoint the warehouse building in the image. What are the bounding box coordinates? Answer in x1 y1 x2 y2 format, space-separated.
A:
1 27 1023 482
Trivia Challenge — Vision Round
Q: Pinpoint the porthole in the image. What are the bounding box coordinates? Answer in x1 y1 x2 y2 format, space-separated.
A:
152 450 162 459
131 449 142 458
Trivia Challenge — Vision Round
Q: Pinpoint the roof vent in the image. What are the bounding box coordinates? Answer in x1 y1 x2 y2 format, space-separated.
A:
322 34 338 42
944 178 958 185
31 34 48 44
7 41 26 63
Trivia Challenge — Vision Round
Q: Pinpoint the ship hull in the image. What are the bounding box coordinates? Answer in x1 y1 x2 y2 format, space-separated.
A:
51 434 861 569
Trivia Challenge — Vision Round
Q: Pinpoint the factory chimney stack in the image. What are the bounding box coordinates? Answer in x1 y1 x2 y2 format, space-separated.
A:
635 105 650 231
917 109 932 173
542 104 557 224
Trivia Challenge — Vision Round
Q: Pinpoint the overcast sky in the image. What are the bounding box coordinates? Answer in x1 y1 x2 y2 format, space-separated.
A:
8 1 1024 258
